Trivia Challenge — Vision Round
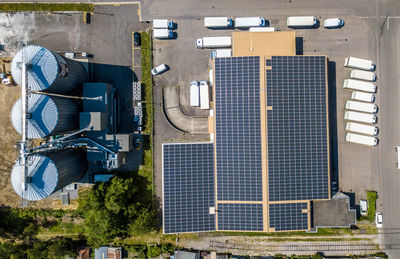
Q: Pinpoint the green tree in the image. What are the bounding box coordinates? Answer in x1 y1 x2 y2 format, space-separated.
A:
129 208 158 235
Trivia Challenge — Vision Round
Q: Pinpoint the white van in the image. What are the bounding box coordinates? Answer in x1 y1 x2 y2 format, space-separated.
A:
323 18 344 28
360 199 368 216
287 16 317 27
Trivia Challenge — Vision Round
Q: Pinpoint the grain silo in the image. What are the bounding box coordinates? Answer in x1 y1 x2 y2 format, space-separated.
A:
11 93 80 139
11 45 87 94
11 150 87 201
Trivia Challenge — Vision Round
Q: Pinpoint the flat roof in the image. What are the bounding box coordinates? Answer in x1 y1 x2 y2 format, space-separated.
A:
232 31 296 57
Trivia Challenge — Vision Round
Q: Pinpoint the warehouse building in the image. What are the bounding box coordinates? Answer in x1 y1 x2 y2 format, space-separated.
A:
162 31 355 233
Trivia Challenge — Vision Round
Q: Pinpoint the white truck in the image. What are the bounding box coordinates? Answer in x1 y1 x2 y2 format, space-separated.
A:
234 17 266 28
395 146 400 169
345 132 378 146
204 17 233 28
351 91 375 103
190 81 200 107
153 29 174 39
346 122 378 136
196 36 231 48
350 69 376 81
345 100 378 114
287 16 318 27
153 19 174 29
249 27 275 32
211 49 232 58
343 79 376 93
199 80 210 109
344 57 375 71
344 111 377 124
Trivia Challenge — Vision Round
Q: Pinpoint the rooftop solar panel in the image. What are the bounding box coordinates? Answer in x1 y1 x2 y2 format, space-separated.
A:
269 203 309 231
163 143 215 233
266 56 330 201
217 203 263 231
214 56 262 201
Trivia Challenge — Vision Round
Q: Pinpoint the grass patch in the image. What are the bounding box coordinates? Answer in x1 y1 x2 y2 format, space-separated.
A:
0 3 94 12
367 190 377 222
38 222 85 236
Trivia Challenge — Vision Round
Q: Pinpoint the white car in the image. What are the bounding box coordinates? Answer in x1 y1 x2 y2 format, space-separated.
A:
375 212 383 228
151 64 167 75
324 18 344 28
360 199 367 216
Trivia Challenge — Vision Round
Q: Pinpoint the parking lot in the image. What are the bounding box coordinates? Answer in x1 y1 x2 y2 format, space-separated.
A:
152 16 378 204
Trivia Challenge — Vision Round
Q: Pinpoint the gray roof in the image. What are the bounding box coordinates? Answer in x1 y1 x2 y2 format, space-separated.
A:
174 250 200 259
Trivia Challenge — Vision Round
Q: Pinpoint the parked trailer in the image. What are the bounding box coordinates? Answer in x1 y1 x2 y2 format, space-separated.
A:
211 49 232 58
343 79 376 93
190 81 199 107
204 17 233 28
395 146 400 169
346 122 378 136
286 16 317 27
344 110 377 124
344 57 375 71
345 132 378 146
153 29 174 39
249 27 275 32
345 100 378 114
153 19 174 29
196 36 231 48
234 17 266 28
350 69 376 81
199 81 209 110
351 91 375 103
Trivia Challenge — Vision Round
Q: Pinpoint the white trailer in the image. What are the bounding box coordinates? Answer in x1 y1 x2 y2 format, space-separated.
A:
153 19 174 29
344 57 375 71
249 27 275 32
204 17 233 28
344 110 377 124
345 132 378 146
346 122 378 136
196 36 231 48
345 100 378 114
351 91 375 103
343 79 376 93
286 16 317 27
396 146 400 169
153 29 174 39
199 81 209 109
234 17 266 28
190 81 199 107
211 49 232 58
350 69 376 81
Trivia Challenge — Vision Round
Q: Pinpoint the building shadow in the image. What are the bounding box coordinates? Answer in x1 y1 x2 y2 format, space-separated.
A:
296 37 303 55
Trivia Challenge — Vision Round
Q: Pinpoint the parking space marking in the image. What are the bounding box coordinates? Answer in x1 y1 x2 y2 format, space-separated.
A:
132 32 142 79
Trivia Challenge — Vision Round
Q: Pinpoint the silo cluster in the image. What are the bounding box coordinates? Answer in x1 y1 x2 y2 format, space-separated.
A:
10 45 88 201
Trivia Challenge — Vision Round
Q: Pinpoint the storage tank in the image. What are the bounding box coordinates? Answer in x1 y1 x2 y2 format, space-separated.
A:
11 45 87 94
11 150 87 201
11 93 80 139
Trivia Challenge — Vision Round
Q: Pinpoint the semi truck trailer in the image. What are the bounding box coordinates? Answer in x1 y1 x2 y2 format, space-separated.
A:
344 111 377 124
196 36 231 48
204 17 233 28
343 79 376 93
350 69 376 81
346 122 378 136
286 16 318 27
345 132 378 146
234 17 266 28
199 80 210 109
344 57 375 71
351 91 375 103
345 100 378 114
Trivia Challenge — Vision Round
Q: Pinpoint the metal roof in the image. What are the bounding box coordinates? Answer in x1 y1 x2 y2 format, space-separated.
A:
11 45 59 91
11 154 59 201
11 93 59 138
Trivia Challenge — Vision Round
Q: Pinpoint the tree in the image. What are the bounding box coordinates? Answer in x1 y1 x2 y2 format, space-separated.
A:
129 208 158 235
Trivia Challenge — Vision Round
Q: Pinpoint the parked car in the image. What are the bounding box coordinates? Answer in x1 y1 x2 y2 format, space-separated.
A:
375 212 383 228
324 18 344 28
360 199 367 216
133 32 141 46
151 64 168 75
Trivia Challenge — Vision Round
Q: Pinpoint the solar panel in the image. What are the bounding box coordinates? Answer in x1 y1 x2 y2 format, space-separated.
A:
266 56 330 201
269 203 309 231
214 56 262 201
163 143 215 233
217 203 263 231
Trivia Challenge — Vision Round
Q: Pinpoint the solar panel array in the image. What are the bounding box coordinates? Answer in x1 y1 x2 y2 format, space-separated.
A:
214 56 263 201
163 143 215 233
217 203 263 231
266 56 330 201
269 203 309 231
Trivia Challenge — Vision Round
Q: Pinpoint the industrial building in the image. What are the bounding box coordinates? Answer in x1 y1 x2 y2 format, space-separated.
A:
9 45 139 201
162 31 356 233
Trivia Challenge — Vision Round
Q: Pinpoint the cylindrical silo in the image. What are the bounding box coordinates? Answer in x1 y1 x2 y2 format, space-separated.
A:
11 150 87 201
11 93 81 139
11 45 87 94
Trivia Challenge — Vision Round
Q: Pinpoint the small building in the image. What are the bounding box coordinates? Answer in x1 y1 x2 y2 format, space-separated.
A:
94 246 122 259
174 250 200 259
